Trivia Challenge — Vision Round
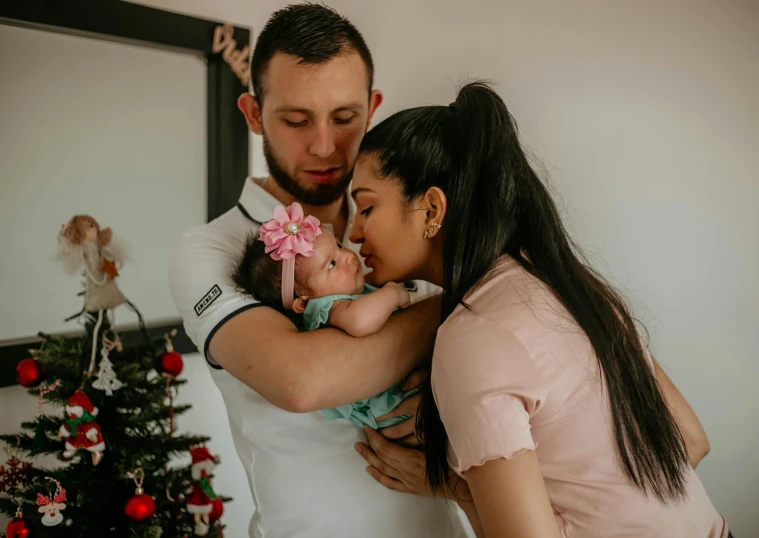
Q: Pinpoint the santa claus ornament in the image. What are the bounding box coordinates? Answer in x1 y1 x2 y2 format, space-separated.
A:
186 445 219 537
58 391 105 465
36 477 67 527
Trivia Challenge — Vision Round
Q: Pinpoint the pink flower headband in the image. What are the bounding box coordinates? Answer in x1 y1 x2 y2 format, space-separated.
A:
259 203 321 310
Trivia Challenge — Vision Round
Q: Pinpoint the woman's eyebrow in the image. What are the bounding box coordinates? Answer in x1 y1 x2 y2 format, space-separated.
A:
351 187 375 199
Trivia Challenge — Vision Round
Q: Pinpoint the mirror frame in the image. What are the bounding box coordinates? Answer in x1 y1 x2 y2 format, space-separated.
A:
0 1 250 386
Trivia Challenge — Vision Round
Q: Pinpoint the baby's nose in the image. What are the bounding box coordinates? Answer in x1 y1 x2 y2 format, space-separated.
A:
344 251 358 266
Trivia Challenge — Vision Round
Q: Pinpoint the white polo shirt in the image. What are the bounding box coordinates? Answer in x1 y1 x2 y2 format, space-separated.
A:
168 178 469 538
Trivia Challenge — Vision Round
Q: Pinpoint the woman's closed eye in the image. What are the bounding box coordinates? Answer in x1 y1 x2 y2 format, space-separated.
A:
360 206 373 217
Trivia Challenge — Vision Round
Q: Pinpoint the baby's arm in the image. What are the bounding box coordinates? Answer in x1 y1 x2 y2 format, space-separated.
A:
328 282 410 338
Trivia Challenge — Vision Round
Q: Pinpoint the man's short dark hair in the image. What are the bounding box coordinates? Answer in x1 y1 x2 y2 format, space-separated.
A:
250 3 374 107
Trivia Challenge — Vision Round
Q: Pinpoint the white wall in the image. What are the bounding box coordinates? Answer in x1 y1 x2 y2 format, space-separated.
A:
3 1 757 535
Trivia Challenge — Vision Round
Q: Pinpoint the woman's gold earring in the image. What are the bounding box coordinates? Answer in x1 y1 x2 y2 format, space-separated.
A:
424 223 441 239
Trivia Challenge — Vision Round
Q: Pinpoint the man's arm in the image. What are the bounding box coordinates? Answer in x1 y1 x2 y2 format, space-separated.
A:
208 294 441 413
653 360 711 468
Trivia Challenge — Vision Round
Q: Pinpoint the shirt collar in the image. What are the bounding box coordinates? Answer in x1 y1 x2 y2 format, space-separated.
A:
237 177 357 242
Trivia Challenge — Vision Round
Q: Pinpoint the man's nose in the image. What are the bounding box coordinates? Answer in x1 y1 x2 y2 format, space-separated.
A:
309 124 336 159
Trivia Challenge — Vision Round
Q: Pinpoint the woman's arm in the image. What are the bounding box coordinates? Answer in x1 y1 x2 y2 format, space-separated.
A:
465 451 562 538
653 360 710 468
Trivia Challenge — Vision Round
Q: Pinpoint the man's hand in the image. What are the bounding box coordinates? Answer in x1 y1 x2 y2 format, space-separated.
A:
377 394 422 447
376 368 430 447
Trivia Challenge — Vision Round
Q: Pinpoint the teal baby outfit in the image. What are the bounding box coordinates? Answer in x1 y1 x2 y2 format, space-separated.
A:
303 284 418 429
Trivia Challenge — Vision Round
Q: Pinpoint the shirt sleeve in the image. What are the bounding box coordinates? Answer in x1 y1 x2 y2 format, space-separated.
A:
432 315 546 476
303 294 354 331
167 227 261 367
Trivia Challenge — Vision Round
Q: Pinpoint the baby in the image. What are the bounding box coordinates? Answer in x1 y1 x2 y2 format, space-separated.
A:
231 202 416 429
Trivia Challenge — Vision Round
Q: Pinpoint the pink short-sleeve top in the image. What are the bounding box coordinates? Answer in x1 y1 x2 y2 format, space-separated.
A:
432 256 727 538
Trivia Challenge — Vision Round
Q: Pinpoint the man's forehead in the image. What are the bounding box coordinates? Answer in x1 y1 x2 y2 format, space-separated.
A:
263 51 370 111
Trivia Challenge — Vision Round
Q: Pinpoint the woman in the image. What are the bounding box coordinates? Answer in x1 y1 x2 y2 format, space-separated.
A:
348 82 730 537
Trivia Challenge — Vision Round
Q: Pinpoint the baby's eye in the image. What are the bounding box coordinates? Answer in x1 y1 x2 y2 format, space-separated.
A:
328 260 336 270
336 241 343 249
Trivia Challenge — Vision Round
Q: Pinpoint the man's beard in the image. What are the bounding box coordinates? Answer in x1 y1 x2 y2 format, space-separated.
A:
263 134 353 206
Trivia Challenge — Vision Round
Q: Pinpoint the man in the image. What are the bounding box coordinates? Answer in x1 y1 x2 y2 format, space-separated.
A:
168 4 469 537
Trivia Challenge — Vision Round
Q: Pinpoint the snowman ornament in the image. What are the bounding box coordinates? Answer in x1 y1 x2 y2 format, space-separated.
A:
36 477 67 526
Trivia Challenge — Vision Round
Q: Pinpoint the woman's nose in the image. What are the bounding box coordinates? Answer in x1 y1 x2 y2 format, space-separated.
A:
348 221 363 244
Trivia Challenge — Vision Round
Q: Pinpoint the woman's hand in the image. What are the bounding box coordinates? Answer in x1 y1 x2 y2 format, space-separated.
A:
355 425 434 496
356 425 474 503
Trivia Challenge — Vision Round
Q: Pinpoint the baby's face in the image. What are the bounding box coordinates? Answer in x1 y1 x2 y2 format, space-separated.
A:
299 228 365 298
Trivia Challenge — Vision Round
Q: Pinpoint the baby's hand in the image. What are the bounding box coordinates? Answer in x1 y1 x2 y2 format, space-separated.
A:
382 281 411 309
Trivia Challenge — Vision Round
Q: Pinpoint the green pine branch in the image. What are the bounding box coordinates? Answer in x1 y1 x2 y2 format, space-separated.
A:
1 311 230 538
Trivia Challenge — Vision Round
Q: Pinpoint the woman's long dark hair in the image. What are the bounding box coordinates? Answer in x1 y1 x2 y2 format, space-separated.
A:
359 82 689 501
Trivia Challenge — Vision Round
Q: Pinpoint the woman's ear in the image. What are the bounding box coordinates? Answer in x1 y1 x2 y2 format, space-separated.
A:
292 296 309 314
422 187 447 238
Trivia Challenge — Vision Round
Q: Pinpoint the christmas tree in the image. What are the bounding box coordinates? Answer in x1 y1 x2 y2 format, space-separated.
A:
1 215 228 538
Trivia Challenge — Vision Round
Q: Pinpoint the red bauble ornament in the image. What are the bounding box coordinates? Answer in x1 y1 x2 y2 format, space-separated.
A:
6 517 34 538
159 351 183 379
209 498 224 522
124 493 156 521
16 358 45 388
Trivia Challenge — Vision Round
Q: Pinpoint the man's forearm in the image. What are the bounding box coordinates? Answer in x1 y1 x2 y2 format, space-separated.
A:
305 299 437 408
209 295 441 412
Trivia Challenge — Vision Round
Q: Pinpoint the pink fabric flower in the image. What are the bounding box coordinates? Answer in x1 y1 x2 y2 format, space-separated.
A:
258 203 322 261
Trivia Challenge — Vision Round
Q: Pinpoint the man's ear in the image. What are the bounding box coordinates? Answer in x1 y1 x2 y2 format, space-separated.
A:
366 89 383 128
292 296 309 314
238 93 263 135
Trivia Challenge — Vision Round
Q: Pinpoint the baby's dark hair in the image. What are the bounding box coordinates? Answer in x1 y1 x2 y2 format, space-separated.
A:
231 233 303 323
